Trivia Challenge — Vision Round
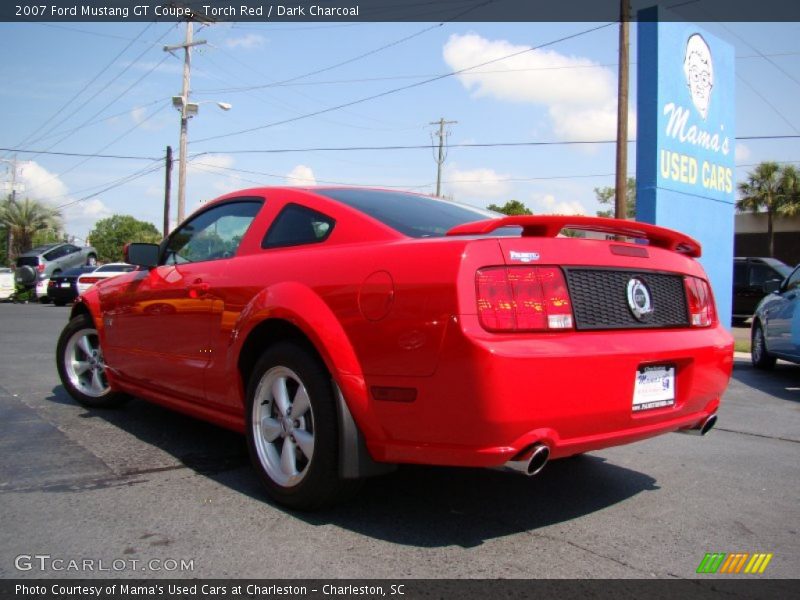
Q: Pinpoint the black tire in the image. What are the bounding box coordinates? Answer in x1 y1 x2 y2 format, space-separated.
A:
751 321 777 370
245 342 360 510
53 299 67 307
56 313 128 408
38 296 50 304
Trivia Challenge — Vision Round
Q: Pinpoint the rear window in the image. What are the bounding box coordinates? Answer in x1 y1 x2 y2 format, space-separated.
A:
316 188 498 238
16 256 39 267
95 264 136 273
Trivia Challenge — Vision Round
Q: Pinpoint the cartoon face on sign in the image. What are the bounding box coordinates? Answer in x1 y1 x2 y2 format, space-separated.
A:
683 33 714 120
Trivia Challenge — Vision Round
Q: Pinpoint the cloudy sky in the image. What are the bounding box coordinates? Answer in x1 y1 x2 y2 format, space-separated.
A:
0 18 798 239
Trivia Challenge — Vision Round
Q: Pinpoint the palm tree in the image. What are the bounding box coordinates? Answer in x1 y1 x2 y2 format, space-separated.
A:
736 162 789 258
0 198 63 260
777 165 800 218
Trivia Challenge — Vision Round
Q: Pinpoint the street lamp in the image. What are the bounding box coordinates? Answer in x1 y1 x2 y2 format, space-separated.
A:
171 96 231 225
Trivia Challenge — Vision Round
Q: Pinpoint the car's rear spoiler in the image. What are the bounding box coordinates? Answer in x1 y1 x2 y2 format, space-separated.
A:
446 215 702 258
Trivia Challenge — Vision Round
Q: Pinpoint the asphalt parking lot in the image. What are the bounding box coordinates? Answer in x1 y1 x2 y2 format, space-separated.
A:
0 303 797 580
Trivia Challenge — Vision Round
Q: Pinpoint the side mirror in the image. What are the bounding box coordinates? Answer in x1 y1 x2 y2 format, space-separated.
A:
762 279 782 294
124 243 160 268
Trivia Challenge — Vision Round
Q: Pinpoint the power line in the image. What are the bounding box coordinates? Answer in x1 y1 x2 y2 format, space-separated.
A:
55 161 164 210
191 22 616 145
31 30 175 155
27 97 167 145
0 148 159 160
188 134 800 157
5 134 797 165
194 52 800 94
190 160 433 189
5 23 155 158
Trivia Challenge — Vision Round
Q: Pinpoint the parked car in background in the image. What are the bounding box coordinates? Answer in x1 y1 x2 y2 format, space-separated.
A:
75 263 137 295
47 266 99 306
751 263 800 368
733 257 792 325
0 268 14 300
15 243 97 301
56 187 733 510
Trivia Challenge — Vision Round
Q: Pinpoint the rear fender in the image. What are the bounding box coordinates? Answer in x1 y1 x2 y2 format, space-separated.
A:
230 281 386 449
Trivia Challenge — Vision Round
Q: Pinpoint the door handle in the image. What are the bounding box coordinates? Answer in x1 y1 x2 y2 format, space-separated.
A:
188 279 210 298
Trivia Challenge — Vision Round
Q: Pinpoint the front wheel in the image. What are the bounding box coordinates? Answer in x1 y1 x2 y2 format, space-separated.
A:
56 313 128 408
245 342 359 510
751 322 777 370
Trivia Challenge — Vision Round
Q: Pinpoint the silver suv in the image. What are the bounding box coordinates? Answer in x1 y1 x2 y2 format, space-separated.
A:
15 243 98 299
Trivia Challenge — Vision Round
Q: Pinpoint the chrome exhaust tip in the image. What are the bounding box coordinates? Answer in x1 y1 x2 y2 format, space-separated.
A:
700 413 717 436
678 413 717 436
504 443 550 477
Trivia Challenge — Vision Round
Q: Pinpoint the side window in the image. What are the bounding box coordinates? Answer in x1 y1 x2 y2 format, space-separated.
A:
44 246 67 261
163 200 262 265
733 262 746 286
63 244 79 255
749 263 777 287
262 204 335 249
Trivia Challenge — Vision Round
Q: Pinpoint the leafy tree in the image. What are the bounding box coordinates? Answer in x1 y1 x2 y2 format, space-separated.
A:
0 197 63 259
88 215 161 263
487 199 533 216
777 165 800 218
736 162 799 257
595 177 636 218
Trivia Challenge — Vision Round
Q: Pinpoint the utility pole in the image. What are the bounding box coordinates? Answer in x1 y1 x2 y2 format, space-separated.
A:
430 118 457 198
3 156 20 263
615 0 630 220
165 21 206 225
163 145 173 237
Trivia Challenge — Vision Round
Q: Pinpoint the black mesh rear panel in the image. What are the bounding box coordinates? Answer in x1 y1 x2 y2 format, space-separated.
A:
565 268 689 330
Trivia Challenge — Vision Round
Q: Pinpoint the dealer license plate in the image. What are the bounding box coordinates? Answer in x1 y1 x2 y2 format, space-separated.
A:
633 365 675 412
61 282 71 288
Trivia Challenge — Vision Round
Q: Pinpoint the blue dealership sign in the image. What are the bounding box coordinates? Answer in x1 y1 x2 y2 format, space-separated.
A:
637 7 736 328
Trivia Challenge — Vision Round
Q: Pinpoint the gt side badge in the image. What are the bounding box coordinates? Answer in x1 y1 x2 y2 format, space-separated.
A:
509 251 540 263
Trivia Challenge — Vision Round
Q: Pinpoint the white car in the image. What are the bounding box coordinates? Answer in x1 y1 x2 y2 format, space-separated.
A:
0 268 14 300
76 263 137 295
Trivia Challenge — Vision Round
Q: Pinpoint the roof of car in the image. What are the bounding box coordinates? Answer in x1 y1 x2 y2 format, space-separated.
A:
19 243 63 256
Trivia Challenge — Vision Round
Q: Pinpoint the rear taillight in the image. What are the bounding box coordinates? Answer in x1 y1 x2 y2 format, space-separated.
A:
37 264 45 272
476 266 573 332
684 276 716 327
80 277 101 285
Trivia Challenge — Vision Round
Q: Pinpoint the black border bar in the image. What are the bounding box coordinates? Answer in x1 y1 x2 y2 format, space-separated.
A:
1 579 798 600
3 0 800 23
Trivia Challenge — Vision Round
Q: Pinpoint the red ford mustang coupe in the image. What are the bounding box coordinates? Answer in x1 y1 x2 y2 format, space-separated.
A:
56 187 733 509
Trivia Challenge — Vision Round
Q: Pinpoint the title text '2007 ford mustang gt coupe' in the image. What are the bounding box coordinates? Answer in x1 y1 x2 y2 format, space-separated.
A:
56 187 733 509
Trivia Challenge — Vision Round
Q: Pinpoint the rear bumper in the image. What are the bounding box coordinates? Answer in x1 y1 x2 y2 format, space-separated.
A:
364 316 734 467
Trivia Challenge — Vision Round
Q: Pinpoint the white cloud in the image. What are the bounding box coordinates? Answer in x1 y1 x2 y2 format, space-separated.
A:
225 34 266 49
285 165 317 186
16 161 68 201
735 142 751 163
442 33 635 141
445 167 512 201
530 193 587 215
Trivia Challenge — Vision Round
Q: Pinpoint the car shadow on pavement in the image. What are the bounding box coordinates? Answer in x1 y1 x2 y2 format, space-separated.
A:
731 360 800 403
304 457 659 548
49 385 659 548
